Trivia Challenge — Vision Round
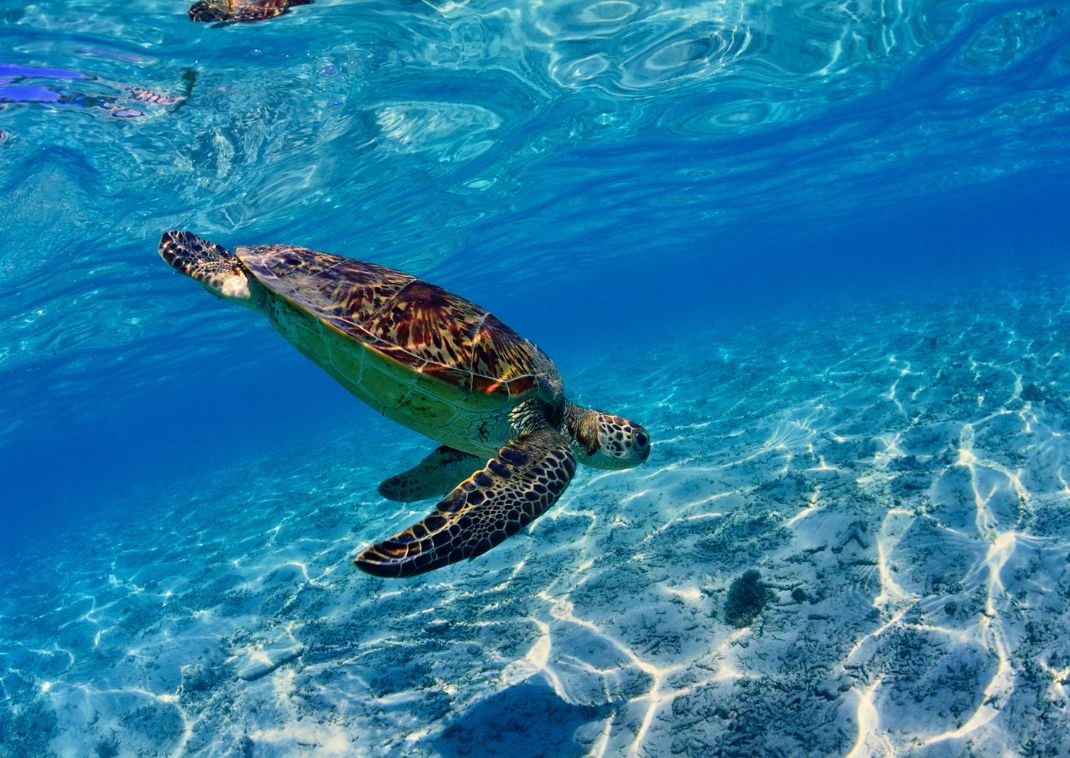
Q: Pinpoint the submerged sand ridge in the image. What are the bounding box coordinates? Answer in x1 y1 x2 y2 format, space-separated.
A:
2 274 1070 756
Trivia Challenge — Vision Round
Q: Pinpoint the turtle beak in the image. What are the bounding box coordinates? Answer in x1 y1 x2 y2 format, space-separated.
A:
635 428 651 462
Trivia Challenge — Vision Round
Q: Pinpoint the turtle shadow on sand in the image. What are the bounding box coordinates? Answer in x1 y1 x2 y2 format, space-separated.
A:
431 680 612 758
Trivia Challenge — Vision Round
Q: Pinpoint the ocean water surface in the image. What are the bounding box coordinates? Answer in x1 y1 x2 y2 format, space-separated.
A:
2 0 1070 755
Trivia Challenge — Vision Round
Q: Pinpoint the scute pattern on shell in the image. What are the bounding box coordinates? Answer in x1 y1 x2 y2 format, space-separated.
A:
238 244 413 321
237 245 544 396
469 313 540 395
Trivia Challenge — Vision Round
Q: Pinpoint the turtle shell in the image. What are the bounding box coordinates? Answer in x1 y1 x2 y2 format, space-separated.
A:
236 244 546 398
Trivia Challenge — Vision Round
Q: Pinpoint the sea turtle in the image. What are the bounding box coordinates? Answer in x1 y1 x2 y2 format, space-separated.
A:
187 0 312 23
159 231 651 577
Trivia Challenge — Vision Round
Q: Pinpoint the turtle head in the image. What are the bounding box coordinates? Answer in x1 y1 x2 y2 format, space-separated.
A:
159 230 263 310
565 403 651 470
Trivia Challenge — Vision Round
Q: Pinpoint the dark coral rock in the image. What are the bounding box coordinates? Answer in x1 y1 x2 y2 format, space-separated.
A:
724 569 772 628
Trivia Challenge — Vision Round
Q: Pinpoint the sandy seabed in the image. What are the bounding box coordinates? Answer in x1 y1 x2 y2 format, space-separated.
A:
3 274 1070 757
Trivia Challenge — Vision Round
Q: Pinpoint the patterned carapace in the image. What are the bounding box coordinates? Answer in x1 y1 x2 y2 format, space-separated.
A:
238 245 545 397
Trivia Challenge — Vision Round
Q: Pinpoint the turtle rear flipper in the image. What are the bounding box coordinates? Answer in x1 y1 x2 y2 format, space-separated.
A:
378 446 481 502
355 423 576 577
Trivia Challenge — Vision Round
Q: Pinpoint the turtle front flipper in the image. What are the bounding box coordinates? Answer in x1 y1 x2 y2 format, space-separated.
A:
378 446 482 502
355 424 576 578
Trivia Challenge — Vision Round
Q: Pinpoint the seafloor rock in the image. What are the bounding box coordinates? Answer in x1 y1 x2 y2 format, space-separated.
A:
724 569 772 628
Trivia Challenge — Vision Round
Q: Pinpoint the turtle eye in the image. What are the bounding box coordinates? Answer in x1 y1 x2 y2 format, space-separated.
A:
635 432 648 448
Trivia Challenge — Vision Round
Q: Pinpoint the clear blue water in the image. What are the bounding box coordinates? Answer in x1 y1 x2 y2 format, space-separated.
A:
3 0 1070 754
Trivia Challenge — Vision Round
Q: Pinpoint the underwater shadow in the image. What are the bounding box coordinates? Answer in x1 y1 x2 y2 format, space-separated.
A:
431 678 613 758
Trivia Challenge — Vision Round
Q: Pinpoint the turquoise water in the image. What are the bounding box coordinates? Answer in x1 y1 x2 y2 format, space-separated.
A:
3 0 1070 754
